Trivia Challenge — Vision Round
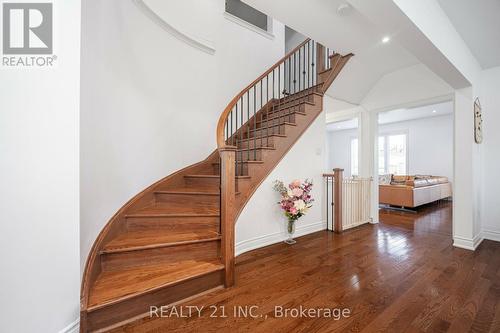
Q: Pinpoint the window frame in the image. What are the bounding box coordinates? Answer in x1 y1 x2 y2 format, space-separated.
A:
378 130 409 175
349 136 359 177
224 0 274 39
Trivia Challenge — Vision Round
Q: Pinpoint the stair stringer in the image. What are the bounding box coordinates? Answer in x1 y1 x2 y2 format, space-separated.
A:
80 150 220 331
232 93 324 223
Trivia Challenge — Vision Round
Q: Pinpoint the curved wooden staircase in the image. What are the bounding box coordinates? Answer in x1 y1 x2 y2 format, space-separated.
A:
80 39 352 332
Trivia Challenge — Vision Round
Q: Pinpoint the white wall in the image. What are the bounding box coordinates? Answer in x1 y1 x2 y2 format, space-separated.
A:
80 0 285 272
327 114 454 181
480 66 500 242
0 1 81 332
327 128 357 177
361 64 453 112
393 0 481 86
236 114 326 254
285 26 305 53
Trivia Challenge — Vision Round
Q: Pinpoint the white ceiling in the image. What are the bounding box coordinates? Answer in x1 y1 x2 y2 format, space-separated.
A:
437 0 500 69
327 101 453 132
243 0 420 104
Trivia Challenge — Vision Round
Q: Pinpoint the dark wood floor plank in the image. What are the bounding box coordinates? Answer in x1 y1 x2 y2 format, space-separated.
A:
107 201 500 333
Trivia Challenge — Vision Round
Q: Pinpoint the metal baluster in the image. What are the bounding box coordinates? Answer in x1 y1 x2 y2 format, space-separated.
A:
266 75 269 147
307 41 310 89
230 110 233 146
247 90 250 165
240 97 244 176
278 63 281 127
299 48 302 92
288 57 291 96
326 47 330 70
326 176 329 230
272 69 275 134
293 53 296 94
312 41 316 88
302 45 306 92
253 87 256 161
260 79 263 149
235 105 238 175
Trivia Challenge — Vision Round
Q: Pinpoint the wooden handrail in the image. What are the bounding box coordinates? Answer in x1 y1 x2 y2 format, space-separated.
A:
216 38 311 148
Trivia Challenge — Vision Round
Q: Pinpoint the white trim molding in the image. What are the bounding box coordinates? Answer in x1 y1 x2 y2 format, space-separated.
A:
58 318 79 333
223 12 275 40
453 233 484 251
482 229 500 242
132 0 216 55
236 221 326 256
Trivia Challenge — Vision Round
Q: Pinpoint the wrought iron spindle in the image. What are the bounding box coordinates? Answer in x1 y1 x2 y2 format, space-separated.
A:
235 104 238 175
253 87 256 160
312 41 316 87
247 91 250 164
326 47 330 70
307 41 310 89
302 45 306 91
278 63 281 127
272 69 275 134
293 53 296 94
260 79 263 149
240 97 244 176
266 74 269 147
288 57 291 96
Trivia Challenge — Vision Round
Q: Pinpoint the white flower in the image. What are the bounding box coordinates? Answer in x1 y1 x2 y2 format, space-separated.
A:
287 188 293 198
294 199 306 211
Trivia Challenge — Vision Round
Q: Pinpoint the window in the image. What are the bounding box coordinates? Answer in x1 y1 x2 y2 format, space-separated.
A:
349 133 408 177
378 136 386 175
350 138 359 176
225 0 269 32
378 133 408 175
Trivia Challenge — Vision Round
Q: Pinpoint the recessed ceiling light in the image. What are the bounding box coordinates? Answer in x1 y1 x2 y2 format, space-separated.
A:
432 110 437 113
382 36 391 44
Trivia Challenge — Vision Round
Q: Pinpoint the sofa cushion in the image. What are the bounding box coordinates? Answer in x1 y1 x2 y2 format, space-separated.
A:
391 175 408 185
379 174 392 185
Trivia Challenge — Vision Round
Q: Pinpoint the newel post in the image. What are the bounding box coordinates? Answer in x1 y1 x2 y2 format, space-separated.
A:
333 168 344 233
219 146 236 287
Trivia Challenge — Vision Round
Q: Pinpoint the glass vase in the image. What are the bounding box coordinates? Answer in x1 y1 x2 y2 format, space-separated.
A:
284 218 297 245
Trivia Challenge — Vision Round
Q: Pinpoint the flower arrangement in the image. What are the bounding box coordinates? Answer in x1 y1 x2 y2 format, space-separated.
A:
273 179 314 244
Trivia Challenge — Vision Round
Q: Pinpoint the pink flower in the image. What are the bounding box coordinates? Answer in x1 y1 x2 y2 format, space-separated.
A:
291 179 302 188
289 207 298 215
292 187 303 197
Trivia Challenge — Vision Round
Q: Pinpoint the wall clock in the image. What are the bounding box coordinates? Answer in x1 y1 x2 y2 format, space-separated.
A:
474 98 483 144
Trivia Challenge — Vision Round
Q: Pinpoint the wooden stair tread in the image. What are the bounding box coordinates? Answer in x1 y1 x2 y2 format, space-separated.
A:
154 189 220 195
278 90 322 104
238 133 286 142
257 114 305 127
87 259 224 311
270 100 314 111
102 229 221 253
185 174 251 179
212 160 265 164
318 67 333 75
131 203 219 216
248 121 296 133
237 146 275 152
261 110 306 122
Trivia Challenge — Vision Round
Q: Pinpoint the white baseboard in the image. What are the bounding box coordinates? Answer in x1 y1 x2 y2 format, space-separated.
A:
59 318 79 333
482 229 500 242
235 221 326 256
453 233 484 251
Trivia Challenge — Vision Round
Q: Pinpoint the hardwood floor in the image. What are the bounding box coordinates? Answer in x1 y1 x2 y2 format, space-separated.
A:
109 201 500 333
